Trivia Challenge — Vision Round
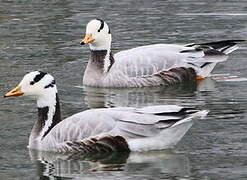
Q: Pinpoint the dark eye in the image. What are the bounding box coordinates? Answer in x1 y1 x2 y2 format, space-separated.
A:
30 81 35 85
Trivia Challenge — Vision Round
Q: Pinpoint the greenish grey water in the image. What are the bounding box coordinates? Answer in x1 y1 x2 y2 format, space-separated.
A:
1 0 247 179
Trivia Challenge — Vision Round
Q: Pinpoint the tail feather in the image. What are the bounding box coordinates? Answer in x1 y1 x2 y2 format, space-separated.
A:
193 62 218 77
183 40 245 77
156 108 208 129
197 40 245 54
220 44 239 54
171 110 209 127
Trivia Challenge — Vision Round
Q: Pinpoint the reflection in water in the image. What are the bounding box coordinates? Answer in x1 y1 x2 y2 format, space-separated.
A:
30 150 129 178
82 82 197 108
29 149 190 179
81 79 216 108
197 78 216 92
126 151 191 179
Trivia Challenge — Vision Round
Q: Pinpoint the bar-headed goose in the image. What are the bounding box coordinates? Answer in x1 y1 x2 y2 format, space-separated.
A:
80 19 244 87
4 71 208 153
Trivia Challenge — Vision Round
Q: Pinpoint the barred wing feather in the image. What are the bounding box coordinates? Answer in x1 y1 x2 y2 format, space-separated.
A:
113 44 205 77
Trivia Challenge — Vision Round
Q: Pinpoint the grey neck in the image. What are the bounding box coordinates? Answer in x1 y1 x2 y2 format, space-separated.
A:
90 50 115 73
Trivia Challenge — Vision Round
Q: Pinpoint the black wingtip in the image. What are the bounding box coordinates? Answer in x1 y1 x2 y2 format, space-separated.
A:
180 48 202 53
199 39 245 46
230 39 245 42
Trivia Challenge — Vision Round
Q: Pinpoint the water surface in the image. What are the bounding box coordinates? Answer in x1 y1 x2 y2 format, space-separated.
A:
1 0 247 179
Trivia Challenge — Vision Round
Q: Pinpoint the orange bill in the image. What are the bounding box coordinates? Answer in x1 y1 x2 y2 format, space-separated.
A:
4 86 24 98
80 33 94 45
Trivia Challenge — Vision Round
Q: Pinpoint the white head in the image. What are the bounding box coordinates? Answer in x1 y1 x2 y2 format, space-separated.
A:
80 19 112 51
4 71 57 107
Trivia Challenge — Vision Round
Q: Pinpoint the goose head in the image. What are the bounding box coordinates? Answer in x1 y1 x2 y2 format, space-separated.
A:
80 19 112 51
4 71 57 107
